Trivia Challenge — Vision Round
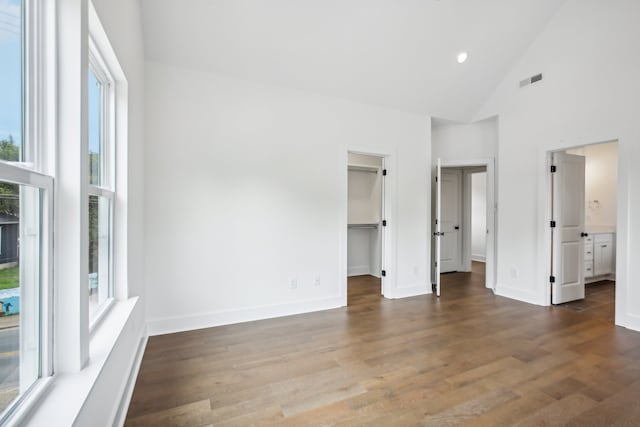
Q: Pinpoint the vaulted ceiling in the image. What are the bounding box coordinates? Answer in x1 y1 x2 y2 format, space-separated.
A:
140 0 565 122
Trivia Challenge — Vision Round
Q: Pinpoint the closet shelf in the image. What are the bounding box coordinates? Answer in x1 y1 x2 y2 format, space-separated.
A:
348 164 379 174
348 223 379 229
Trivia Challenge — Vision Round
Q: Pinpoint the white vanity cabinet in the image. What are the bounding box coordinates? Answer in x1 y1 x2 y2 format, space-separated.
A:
584 232 615 282
583 235 594 278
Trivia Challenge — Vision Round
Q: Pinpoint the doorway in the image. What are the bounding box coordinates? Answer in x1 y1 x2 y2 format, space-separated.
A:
433 158 496 297
347 152 385 305
548 141 618 322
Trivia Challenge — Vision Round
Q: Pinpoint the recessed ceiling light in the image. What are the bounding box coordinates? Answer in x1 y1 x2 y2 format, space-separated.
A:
457 52 468 64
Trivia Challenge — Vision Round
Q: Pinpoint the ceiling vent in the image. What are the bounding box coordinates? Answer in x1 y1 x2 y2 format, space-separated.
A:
519 73 543 88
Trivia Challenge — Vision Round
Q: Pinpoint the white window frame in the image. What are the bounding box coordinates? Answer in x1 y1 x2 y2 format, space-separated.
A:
87 37 116 330
0 165 54 426
4 0 130 422
0 0 55 424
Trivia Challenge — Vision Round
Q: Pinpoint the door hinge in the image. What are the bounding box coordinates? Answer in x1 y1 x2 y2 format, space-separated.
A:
435 176 438 182
550 220 556 228
550 165 557 173
382 220 387 227
435 262 438 267
382 169 387 176
550 275 556 283
381 270 386 277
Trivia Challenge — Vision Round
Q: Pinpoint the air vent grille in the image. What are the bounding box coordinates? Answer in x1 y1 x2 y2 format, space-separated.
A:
520 73 543 88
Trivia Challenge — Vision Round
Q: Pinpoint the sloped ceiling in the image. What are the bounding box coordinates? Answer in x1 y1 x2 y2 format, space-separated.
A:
140 0 565 122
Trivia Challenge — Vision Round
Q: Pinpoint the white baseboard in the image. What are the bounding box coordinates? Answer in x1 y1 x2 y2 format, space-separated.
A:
586 274 615 284
147 296 344 336
494 283 544 306
113 334 148 427
348 265 371 277
617 312 640 332
471 255 486 262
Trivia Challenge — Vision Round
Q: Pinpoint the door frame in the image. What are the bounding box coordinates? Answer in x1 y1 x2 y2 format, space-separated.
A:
462 167 489 271
342 148 395 305
544 142 621 311
435 158 497 290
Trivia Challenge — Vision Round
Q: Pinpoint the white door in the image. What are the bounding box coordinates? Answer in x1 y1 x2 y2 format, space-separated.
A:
434 159 442 296
380 158 386 295
440 169 462 273
551 152 586 304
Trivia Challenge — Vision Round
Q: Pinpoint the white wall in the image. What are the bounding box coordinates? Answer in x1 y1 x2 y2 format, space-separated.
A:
475 0 640 330
347 228 376 276
145 61 431 335
471 172 487 261
347 167 382 225
431 117 498 162
566 142 618 228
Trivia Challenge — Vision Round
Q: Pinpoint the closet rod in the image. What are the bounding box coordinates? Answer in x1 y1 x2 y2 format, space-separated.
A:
348 164 379 174
348 223 379 229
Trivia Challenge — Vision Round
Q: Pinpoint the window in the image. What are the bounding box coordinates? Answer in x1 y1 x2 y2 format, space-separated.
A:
0 0 127 422
87 44 114 322
0 0 53 421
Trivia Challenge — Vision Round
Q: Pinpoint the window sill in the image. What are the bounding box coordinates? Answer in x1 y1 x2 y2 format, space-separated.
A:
89 297 115 335
2 377 53 427
22 297 141 427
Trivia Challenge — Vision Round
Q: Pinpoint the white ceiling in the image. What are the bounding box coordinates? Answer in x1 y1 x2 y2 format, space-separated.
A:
140 0 565 122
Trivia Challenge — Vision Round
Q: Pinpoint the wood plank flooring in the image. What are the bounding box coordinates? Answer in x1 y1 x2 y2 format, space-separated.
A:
126 263 640 426
557 281 615 322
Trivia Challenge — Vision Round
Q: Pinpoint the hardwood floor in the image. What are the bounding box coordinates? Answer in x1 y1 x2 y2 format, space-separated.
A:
557 281 616 322
126 264 640 426
346 274 381 307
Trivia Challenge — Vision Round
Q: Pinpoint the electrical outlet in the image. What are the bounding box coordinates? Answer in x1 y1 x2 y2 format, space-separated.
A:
510 268 519 279
314 276 321 286
290 278 298 289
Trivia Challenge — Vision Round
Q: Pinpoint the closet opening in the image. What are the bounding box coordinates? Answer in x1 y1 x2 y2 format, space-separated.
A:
548 140 619 323
347 152 385 306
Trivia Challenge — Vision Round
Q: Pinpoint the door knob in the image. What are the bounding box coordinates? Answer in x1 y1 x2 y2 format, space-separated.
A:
581 232 589 237
454 226 460 230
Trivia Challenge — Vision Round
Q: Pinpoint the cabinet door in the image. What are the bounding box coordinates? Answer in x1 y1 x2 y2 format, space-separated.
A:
594 241 613 276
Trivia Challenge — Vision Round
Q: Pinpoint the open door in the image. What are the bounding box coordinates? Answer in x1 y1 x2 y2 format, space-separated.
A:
434 159 442 297
380 157 386 296
440 169 462 273
551 152 586 304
